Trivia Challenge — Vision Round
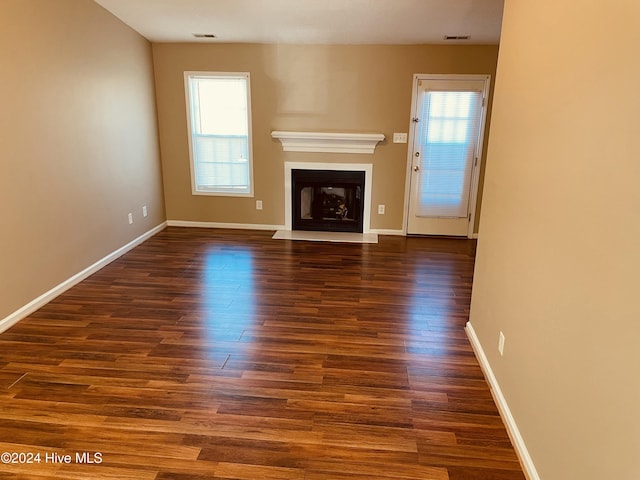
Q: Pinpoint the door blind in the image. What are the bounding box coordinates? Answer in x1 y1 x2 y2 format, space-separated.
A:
416 90 482 218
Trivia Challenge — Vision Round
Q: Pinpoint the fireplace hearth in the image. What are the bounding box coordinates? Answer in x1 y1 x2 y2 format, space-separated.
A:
291 169 365 233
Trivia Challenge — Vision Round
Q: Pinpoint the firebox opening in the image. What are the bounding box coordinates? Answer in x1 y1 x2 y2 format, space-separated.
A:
292 169 365 233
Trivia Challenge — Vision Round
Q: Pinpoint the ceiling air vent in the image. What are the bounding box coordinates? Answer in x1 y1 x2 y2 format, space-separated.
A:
193 33 216 38
444 35 470 40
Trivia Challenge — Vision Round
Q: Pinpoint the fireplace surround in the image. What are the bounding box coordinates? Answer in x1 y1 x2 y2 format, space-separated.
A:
284 162 373 234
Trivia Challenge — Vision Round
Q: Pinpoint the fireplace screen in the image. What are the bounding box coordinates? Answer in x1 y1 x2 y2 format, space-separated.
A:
292 169 365 233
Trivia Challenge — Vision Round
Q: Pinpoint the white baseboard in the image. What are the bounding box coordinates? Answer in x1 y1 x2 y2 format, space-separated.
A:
369 228 405 236
0 222 167 334
166 222 472 239
465 321 540 480
167 220 284 231
167 221 408 238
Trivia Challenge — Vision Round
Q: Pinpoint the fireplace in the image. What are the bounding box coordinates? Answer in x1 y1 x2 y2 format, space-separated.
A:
283 162 373 234
292 169 365 233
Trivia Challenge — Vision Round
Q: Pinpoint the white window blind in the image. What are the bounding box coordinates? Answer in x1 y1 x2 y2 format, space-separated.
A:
185 73 253 196
416 89 482 218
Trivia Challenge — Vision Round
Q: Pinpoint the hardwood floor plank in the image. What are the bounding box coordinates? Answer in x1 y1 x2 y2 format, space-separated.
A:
211 462 304 480
0 228 525 479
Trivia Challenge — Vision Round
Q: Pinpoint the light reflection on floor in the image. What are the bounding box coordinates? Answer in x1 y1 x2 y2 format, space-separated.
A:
407 260 470 355
201 247 256 344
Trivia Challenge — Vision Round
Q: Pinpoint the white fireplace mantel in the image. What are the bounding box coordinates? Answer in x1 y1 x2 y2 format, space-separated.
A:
271 131 385 154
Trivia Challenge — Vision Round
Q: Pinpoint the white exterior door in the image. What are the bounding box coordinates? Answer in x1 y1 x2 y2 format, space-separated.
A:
406 75 489 237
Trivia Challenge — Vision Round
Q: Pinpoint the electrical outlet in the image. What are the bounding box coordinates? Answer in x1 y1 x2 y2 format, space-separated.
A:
393 132 408 143
256 200 263 210
378 205 385 215
127 213 133 225
498 331 505 356
142 205 148 217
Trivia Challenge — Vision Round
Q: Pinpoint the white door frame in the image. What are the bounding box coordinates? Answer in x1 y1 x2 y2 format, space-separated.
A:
402 74 490 238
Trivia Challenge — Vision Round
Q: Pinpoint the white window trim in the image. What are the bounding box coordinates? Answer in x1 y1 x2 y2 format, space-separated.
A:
184 71 255 197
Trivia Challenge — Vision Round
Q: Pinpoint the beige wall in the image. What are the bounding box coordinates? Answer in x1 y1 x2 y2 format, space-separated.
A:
152 43 498 231
470 1 640 479
0 0 165 320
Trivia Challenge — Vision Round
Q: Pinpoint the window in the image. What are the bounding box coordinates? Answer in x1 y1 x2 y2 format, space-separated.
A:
424 92 475 144
184 72 253 196
416 88 483 217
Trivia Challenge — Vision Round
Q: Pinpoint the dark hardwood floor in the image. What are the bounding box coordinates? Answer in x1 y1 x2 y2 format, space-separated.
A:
0 228 525 480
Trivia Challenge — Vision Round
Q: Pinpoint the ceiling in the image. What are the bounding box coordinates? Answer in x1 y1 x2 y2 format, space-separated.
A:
94 0 504 45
